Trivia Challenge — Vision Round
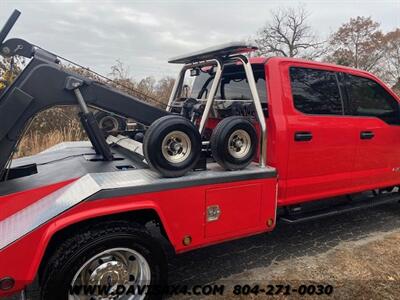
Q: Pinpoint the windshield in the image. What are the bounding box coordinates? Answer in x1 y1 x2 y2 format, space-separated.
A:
190 64 267 102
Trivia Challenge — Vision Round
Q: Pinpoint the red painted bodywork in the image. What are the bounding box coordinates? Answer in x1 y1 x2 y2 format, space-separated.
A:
263 57 400 205
0 178 277 296
1 57 400 297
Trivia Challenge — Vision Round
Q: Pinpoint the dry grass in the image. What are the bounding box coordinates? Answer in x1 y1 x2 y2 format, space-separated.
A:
14 121 86 158
11 106 87 158
204 230 400 300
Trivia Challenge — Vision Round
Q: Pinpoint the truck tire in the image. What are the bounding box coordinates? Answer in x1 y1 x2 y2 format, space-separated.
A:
143 115 201 177
40 221 167 300
95 111 127 133
211 116 258 170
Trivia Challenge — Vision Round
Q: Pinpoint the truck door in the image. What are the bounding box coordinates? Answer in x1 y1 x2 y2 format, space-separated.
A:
283 66 358 204
342 73 400 189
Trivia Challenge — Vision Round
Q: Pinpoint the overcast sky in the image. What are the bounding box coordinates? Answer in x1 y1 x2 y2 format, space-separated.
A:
1 0 399 80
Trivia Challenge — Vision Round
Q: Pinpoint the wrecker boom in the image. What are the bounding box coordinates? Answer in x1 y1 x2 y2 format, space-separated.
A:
0 10 170 176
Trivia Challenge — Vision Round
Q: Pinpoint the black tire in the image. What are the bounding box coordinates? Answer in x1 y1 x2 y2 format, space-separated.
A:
210 116 258 170
95 111 127 133
143 115 201 177
40 221 167 300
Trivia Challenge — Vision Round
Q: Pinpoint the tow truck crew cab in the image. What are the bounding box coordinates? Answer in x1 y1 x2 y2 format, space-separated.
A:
1 10 400 300
264 57 400 204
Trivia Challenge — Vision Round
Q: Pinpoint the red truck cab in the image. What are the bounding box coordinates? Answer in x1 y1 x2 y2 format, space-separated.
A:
187 55 400 207
263 57 400 205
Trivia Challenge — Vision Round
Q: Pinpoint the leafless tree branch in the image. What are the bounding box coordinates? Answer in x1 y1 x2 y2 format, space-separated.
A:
255 6 325 59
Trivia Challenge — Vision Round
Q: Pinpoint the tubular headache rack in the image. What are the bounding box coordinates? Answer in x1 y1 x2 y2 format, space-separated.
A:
167 42 267 168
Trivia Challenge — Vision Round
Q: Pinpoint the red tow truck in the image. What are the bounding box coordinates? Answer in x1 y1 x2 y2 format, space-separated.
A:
1 10 400 300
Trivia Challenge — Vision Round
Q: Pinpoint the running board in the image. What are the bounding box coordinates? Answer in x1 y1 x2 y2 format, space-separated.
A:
280 193 400 224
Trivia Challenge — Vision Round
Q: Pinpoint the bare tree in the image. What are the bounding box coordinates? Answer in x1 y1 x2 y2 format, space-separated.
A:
155 76 175 103
384 29 400 90
255 7 324 59
108 60 173 108
327 16 386 73
109 59 131 81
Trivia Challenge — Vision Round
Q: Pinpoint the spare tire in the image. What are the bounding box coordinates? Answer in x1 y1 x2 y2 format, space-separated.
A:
211 116 258 170
143 115 202 177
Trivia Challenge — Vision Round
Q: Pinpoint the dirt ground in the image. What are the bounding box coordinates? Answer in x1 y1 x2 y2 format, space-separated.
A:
173 229 400 300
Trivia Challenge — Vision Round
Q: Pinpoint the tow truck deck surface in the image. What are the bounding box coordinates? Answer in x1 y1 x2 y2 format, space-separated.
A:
1 141 275 198
1 141 146 196
0 141 277 250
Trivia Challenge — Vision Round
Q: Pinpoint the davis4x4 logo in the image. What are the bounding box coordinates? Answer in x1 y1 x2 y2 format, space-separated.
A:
69 284 225 297
69 285 147 297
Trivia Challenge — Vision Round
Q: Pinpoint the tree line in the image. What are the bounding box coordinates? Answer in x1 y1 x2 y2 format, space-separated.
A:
1 7 399 100
0 6 399 137
254 7 400 93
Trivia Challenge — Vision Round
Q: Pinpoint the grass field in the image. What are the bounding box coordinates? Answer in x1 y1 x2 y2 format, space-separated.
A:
14 108 86 158
15 126 86 158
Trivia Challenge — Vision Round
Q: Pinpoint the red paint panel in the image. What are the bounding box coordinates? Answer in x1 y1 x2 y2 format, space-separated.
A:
351 117 400 187
277 61 358 204
205 184 262 238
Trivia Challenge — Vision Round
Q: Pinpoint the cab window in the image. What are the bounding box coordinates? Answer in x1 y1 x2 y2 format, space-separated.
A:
289 67 343 115
345 74 400 125
191 64 267 103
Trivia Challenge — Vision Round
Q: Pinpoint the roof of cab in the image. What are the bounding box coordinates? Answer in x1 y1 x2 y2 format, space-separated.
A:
252 56 373 78
251 56 398 99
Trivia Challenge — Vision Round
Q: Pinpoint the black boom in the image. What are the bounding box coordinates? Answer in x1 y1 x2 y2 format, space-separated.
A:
0 10 170 176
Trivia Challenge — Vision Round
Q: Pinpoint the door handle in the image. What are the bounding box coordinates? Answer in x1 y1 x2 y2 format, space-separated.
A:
360 131 374 140
294 131 313 142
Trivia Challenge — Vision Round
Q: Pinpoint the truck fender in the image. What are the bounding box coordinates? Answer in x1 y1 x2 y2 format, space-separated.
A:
0 194 175 295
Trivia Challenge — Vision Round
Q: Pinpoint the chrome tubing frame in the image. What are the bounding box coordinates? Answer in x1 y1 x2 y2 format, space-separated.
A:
166 59 222 113
167 56 266 168
232 55 267 168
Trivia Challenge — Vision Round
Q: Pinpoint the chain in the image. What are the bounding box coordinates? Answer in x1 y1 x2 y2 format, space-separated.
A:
36 46 168 107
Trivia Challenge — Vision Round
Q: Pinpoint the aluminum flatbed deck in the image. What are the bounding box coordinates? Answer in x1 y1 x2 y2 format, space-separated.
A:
0 141 276 250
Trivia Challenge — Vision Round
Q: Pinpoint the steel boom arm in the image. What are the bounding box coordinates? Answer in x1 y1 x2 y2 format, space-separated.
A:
0 52 169 174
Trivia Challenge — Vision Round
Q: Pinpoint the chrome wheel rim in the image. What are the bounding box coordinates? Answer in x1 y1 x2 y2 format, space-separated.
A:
161 131 191 163
69 247 151 300
228 129 251 159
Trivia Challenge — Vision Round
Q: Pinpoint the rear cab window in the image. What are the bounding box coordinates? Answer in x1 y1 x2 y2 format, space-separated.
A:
190 64 267 103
